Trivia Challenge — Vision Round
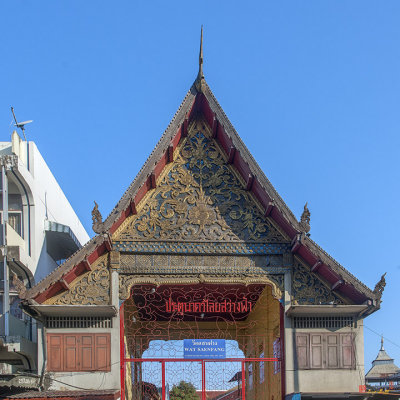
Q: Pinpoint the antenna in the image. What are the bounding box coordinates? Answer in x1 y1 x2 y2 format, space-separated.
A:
11 107 32 141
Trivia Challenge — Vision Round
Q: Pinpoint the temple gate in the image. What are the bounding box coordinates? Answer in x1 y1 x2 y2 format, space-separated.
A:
115 118 289 399
17 33 385 400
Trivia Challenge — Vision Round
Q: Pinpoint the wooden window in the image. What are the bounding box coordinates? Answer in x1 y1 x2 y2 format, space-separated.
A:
341 333 354 368
310 334 323 368
295 333 309 369
47 333 110 372
295 332 354 370
326 334 339 368
48 335 63 371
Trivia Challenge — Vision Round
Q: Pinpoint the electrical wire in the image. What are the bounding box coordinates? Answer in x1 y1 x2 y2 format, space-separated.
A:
364 325 400 350
16 359 122 391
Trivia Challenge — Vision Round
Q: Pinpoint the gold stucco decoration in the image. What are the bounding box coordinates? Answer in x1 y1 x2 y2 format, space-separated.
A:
47 257 111 305
292 260 344 305
115 122 285 243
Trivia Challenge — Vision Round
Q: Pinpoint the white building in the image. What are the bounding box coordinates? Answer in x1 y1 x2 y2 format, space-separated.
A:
0 130 89 378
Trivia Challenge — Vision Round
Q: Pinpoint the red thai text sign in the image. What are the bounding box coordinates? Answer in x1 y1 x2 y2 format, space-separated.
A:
165 297 253 315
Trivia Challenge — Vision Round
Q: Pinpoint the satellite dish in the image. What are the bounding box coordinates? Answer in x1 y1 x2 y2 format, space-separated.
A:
11 107 32 141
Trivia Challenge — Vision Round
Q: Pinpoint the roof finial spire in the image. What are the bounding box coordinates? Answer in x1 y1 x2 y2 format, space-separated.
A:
195 26 205 92
199 25 204 79
381 336 384 351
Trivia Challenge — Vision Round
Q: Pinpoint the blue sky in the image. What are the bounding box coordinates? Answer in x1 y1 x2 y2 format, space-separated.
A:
1 1 400 369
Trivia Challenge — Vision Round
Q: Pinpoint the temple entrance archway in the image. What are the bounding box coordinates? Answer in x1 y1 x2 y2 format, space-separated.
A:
120 279 284 400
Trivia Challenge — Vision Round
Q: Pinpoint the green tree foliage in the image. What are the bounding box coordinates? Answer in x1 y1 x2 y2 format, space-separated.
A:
169 380 198 400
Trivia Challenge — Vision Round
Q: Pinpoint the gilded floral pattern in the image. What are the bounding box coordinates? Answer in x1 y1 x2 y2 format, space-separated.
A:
292 261 344 305
116 125 285 243
48 259 110 305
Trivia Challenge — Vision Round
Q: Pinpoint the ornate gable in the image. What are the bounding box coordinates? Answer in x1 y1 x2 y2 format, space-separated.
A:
292 259 345 305
114 119 287 244
21 65 379 310
45 254 111 305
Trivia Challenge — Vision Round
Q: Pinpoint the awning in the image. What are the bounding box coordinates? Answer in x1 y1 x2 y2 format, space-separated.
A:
286 304 369 317
27 305 117 317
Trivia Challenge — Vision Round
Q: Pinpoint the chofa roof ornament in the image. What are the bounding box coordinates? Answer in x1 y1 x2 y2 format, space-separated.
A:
299 202 311 234
373 272 386 305
92 201 105 234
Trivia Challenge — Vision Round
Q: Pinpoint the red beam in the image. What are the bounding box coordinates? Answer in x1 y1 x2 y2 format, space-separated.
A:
167 145 174 163
269 208 298 238
215 123 231 155
82 257 92 272
104 236 112 252
130 200 137 215
150 172 156 189
181 118 188 138
59 279 69 291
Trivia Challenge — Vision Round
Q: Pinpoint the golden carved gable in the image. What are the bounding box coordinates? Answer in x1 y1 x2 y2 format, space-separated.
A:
45 254 111 305
292 258 347 305
114 119 287 243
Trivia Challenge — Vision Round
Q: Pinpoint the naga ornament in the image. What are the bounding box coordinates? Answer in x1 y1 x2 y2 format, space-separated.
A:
92 201 105 234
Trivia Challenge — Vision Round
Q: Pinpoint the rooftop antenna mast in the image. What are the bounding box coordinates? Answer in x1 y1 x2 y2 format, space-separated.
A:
11 107 32 141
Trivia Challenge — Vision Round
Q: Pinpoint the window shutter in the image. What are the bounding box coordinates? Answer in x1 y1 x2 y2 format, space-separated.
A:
340 333 354 368
326 334 339 368
47 334 63 371
310 334 323 369
80 335 94 370
64 335 78 371
47 332 111 372
95 334 111 371
295 333 309 369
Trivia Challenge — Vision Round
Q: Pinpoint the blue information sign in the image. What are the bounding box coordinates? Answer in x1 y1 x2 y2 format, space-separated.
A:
183 339 226 359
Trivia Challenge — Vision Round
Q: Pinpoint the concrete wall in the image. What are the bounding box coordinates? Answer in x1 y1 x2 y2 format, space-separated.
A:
37 323 120 391
282 269 366 395
284 320 365 394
